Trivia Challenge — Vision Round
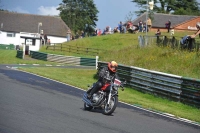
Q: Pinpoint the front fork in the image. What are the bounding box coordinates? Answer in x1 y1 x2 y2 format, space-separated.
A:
107 84 112 105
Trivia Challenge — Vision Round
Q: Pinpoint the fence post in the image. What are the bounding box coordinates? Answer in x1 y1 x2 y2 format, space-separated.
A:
23 45 25 59
96 56 99 69
86 48 88 54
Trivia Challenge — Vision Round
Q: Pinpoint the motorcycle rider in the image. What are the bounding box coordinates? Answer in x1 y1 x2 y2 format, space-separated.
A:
87 61 119 99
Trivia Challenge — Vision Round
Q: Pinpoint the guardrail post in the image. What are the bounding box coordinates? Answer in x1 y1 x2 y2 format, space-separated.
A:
22 45 25 59
96 56 99 69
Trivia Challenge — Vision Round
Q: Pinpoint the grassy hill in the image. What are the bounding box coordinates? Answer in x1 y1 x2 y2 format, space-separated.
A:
40 32 200 79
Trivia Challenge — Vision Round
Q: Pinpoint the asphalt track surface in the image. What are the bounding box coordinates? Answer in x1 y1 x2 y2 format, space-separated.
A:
0 65 199 133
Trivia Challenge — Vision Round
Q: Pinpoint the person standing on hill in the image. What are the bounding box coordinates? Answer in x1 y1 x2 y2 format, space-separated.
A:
66 30 71 42
147 18 152 32
167 20 171 33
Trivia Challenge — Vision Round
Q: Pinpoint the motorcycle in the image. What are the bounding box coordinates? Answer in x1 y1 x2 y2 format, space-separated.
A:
82 76 126 115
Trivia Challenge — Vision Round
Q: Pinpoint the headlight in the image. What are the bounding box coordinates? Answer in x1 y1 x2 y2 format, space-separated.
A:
113 86 118 91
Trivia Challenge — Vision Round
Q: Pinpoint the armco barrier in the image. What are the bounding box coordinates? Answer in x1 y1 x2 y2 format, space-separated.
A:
16 50 23 59
181 77 200 107
98 61 200 108
30 51 98 67
0 44 15 50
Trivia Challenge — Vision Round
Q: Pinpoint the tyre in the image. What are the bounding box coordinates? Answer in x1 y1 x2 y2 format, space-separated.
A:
84 103 93 111
103 96 118 115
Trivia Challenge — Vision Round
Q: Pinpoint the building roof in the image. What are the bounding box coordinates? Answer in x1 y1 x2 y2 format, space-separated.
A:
132 12 198 28
0 11 70 37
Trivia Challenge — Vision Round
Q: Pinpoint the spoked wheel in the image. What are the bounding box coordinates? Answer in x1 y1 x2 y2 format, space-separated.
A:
103 96 118 115
84 103 93 111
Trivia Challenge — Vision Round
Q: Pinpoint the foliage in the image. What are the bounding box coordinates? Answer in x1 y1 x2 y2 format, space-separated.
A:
57 0 99 35
132 0 200 16
173 0 200 15
125 11 135 22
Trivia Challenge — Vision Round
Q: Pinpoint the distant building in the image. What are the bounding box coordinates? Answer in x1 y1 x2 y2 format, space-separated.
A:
132 12 200 32
0 11 70 51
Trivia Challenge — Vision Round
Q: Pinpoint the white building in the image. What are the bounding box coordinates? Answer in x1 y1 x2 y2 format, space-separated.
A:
0 11 70 52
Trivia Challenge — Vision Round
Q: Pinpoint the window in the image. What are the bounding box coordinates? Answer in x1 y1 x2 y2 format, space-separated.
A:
7 33 15 37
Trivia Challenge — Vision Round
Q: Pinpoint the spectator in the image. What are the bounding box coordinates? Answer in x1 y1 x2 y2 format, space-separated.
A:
122 23 126 33
128 25 139 34
165 20 171 33
113 27 119 33
66 30 71 42
118 21 123 33
109 26 112 34
44 34 48 44
98 29 102 36
170 28 175 36
147 17 152 31
95 28 98 35
155 29 161 36
126 21 132 30
143 22 147 32
81 31 85 38
40 34 44 45
47 39 51 45
180 22 200 50
190 22 200 38
138 20 143 32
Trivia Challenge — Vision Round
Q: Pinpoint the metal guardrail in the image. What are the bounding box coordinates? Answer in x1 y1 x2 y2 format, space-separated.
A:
0 44 15 50
16 50 23 59
29 51 98 67
98 61 200 108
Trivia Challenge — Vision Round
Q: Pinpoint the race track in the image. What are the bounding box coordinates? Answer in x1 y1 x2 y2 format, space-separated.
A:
0 65 199 133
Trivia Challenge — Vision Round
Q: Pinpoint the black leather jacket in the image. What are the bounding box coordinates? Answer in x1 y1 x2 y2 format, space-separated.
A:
98 66 120 83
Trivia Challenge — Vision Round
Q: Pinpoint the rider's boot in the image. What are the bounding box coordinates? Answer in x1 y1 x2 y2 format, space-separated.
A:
87 81 102 99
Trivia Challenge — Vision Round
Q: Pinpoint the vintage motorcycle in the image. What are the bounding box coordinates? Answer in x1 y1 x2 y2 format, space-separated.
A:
82 76 126 115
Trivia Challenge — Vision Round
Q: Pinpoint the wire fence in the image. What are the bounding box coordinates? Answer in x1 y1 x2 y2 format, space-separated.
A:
46 43 102 56
138 35 200 53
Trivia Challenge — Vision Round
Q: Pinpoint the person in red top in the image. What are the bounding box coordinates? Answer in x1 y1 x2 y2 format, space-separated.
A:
98 29 102 36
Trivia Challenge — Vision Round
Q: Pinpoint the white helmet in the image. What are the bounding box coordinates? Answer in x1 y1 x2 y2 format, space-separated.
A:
196 22 200 28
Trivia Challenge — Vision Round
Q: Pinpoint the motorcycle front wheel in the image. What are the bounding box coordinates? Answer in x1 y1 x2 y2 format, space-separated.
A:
103 95 118 115
84 103 93 111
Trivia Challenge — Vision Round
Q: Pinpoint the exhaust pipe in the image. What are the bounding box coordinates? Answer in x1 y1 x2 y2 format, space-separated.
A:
82 93 93 106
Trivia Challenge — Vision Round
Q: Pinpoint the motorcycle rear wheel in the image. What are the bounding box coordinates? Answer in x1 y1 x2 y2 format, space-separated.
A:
103 96 118 115
84 103 93 111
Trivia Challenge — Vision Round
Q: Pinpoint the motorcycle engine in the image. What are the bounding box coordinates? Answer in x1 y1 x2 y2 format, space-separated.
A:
92 94 100 103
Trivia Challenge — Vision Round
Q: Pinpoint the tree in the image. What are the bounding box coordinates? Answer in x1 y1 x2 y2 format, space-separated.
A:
0 0 4 11
132 0 200 16
57 0 99 35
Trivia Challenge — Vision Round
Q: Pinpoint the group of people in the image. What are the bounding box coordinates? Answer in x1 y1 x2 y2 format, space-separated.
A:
136 18 152 33
40 34 50 45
